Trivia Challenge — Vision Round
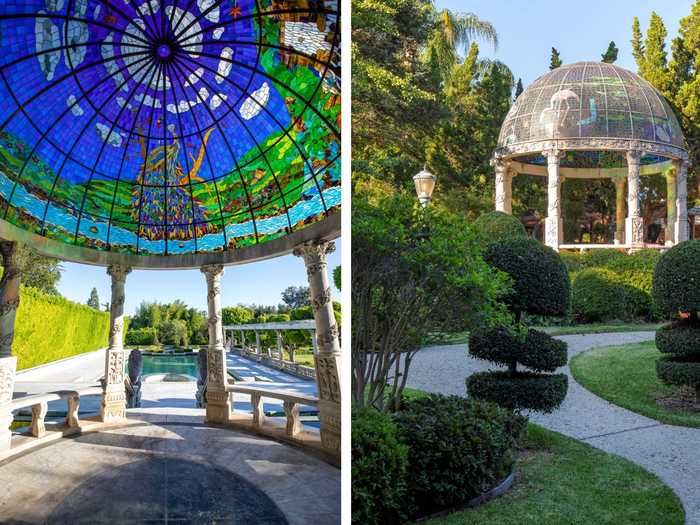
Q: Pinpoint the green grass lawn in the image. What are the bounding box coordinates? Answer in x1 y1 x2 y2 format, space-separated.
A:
420 422 684 525
570 341 700 428
433 323 660 346
396 388 684 525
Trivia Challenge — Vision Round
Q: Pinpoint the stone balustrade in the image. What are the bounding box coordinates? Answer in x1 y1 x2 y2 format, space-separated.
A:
232 345 316 380
2 386 103 457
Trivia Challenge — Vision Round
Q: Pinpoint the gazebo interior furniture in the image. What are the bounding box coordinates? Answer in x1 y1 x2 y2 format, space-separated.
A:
0 0 341 463
492 61 689 251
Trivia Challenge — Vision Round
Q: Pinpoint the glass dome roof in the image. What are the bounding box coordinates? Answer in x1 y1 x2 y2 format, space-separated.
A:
497 62 684 155
0 0 340 265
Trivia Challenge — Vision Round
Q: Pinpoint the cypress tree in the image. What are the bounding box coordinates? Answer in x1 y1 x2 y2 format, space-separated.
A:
601 41 619 63
549 47 562 70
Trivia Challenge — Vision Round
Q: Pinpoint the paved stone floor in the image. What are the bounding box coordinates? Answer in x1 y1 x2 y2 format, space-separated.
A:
407 332 700 525
3 351 338 524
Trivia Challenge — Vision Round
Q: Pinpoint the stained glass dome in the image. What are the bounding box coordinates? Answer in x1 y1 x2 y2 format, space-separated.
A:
0 0 340 267
496 62 686 167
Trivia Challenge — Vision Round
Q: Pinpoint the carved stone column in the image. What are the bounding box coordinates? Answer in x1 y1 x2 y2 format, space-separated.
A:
100 264 131 422
201 264 230 424
626 150 644 247
294 241 341 455
666 168 677 246
614 177 626 245
544 149 563 251
674 159 689 244
492 158 512 214
0 241 19 450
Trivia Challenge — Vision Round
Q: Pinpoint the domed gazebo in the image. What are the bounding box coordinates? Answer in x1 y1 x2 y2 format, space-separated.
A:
492 61 689 251
0 1 341 461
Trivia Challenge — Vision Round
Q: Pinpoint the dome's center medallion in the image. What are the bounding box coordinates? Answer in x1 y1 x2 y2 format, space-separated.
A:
157 44 172 60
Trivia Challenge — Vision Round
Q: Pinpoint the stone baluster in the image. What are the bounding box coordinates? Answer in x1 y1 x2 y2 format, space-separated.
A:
66 394 80 428
492 158 512 214
251 392 264 427
544 149 563 251
674 159 690 244
294 241 341 455
31 401 48 438
614 177 626 245
100 264 131 422
201 264 230 424
0 241 20 451
626 150 644 247
284 400 302 437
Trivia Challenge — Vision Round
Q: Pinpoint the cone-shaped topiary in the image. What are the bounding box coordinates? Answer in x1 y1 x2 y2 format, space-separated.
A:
472 211 527 245
467 238 570 413
652 241 700 403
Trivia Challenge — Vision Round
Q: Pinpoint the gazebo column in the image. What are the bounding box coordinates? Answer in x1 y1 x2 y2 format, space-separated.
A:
614 177 626 245
626 150 644 248
544 149 563 251
294 241 341 455
666 168 677 246
201 264 230 424
492 158 512 213
674 159 689 244
100 264 131 423
0 241 20 451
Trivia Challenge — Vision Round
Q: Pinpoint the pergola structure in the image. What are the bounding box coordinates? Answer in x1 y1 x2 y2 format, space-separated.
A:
493 62 689 251
224 319 318 356
0 1 341 460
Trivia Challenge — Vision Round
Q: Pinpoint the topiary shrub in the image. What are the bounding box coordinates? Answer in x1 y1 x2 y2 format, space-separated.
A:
472 211 527 245
394 394 526 517
469 238 570 414
125 327 158 346
483 238 570 317
571 267 652 322
652 241 700 403
351 408 408 525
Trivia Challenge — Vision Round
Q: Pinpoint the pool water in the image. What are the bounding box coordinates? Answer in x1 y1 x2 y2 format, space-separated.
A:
140 354 199 380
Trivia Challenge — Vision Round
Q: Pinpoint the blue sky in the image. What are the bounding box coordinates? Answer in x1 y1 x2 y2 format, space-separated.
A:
435 0 691 86
58 239 341 315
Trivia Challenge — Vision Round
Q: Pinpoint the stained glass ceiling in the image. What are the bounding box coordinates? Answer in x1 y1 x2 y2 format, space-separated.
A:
0 0 340 265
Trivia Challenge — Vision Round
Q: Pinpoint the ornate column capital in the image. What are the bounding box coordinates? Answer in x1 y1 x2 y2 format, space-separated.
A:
489 157 509 171
626 149 643 166
294 240 335 276
107 264 131 283
201 263 224 281
542 148 565 164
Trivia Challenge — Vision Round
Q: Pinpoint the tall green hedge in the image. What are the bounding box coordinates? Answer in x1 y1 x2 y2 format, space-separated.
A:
14 286 110 370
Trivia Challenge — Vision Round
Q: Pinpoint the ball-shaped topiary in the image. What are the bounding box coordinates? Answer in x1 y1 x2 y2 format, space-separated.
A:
652 243 700 403
652 240 700 316
483 238 570 317
472 211 527 245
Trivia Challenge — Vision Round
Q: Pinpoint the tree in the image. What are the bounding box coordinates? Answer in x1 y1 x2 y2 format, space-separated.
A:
333 265 341 291
601 41 619 63
514 77 523 100
281 286 310 309
632 17 645 66
549 47 562 69
12 244 62 295
222 305 254 325
652 240 700 403
87 287 100 309
467 238 570 413
640 12 669 90
157 319 188 347
352 192 509 411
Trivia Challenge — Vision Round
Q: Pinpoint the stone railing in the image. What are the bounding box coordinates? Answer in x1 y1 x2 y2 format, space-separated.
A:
224 384 333 464
9 386 103 438
232 346 316 380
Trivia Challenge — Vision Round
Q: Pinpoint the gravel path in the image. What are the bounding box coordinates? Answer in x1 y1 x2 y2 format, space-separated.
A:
406 332 700 525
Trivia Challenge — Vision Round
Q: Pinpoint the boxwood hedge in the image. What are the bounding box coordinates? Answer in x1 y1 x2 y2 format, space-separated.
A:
655 320 700 356
472 211 527 245
571 267 652 322
394 394 526 517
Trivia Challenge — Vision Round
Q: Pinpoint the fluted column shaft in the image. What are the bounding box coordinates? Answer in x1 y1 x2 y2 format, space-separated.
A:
0 241 19 450
666 169 677 246
614 178 626 245
674 159 690 244
201 264 230 424
294 241 341 456
100 264 131 422
626 150 644 247
544 149 563 251
492 158 512 214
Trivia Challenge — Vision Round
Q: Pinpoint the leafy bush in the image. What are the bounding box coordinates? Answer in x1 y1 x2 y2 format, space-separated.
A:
655 320 700 356
125 327 158 346
484 238 570 317
14 286 111 369
652 240 700 316
351 408 408 525
469 327 567 373
472 211 527 245
221 306 254 325
656 356 700 387
333 265 341 291
571 268 652 322
394 394 526 516
467 371 568 413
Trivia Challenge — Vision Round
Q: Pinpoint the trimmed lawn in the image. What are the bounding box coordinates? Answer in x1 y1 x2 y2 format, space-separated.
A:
434 323 660 345
571 341 700 428
420 423 684 525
